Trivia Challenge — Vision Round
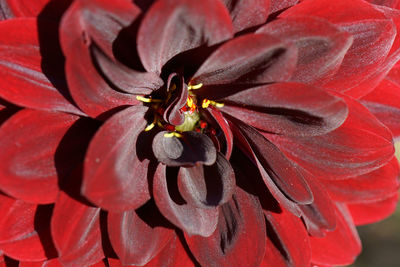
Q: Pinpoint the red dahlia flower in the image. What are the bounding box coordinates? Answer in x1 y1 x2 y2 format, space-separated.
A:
0 0 399 266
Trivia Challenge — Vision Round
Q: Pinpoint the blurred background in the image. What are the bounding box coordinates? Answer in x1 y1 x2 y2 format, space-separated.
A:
351 142 400 267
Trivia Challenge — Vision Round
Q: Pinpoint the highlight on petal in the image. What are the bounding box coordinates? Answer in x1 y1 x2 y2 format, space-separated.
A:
192 33 297 87
83 106 151 211
108 203 174 266
0 18 83 115
152 131 217 167
137 0 234 73
221 0 270 32
220 82 348 137
185 187 266 267
51 192 103 266
0 109 79 204
153 164 219 237
177 152 236 208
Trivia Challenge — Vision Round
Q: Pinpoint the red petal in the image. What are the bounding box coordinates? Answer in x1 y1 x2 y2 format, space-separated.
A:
221 0 270 32
51 192 103 266
206 106 233 159
348 193 399 225
267 95 394 179
153 164 219 237
192 33 297 87
269 0 298 14
0 109 79 203
107 204 174 266
310 204 361 266
19 259 63 267
220 82 348 137
323 157 400 203
185 187 266 267
137 0 233 73
0 0 50 18
367 0 400 7
262 206 311 267
257 16 353 85
83 106 151 211
177 152 235 208
60 1 140 118
0 18 83 115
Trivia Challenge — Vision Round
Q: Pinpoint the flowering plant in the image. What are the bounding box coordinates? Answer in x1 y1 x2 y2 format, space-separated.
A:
0 0 399 266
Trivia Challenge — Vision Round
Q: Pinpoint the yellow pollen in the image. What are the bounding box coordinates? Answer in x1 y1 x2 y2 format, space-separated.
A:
201 99 224 109
136 96 162 103
187 97 194 108
144 123 155 131
188 83 203 90
164 132 183 138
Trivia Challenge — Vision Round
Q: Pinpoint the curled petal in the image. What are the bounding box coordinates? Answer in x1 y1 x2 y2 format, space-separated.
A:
137 0 233 73
152 131 217 167
163 75 187 126
206 106 233 159
178 152 235 209
83 106 151 211
153 164 219 237
185 187 266 267
220 82 348 137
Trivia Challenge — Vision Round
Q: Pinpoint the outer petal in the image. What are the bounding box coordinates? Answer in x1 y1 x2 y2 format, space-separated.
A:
0 0 50 18
0 109 79 203
269 0 298 14
83 106 151 211
348 193 399 225
185 187 266 267
0 18 83 115
177 152 235 208
221 0 270 32
60 0 140 118
266 95 395 179
310 204 361 266
108 203 174 266
220 83 348 137
137 0 234 73
191 33 297 87
257 16 353 84
153 164 219 237
51 192 103 266
323 157 400 203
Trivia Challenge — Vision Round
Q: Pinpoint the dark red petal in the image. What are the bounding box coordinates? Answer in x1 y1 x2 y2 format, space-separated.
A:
163 75 187 126
310 204 361 266
262 206 311 267
0 109 80 203
177 152 235 208
0 0 49 17
51 192 103 266
192 33 297 87
152 131 217 167
186 187 266 267
19 258 63 267
220 82 348 137
108 205 174 266
83 106 151 211
60 0 139 118
206 106 233 159
137 0 233 73
0 18 83 115
221 0 270 32
367 0 400 7
267 95 394 179
348 193 399 225
361 78 400 137
257 16 353 84
231 119 313 205
269 0 298 14
153 164 219 237
323 157 399 203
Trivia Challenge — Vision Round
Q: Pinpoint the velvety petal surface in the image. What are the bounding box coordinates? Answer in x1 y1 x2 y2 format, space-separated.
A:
191 33 297 87
153 164 219 237
108 206 174 266
137 0 234 73
0 0 50 18
177 152 235 208
220 82 348 136
206 106 233 159
0 18 83 115
185 187 266 267
51 192 103 266
221 0 270 32
83 106 151 211
0 109 79 203
269 0 298 14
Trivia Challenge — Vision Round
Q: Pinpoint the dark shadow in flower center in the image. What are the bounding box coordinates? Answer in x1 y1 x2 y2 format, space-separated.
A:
136 200 175 229
166 167 187 205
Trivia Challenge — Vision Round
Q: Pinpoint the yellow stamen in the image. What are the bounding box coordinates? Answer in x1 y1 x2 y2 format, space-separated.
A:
202 99 224 109
136 96 162 103
144 122 155 131
187 97 194 108
164 132 183 138
188 83 203 90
